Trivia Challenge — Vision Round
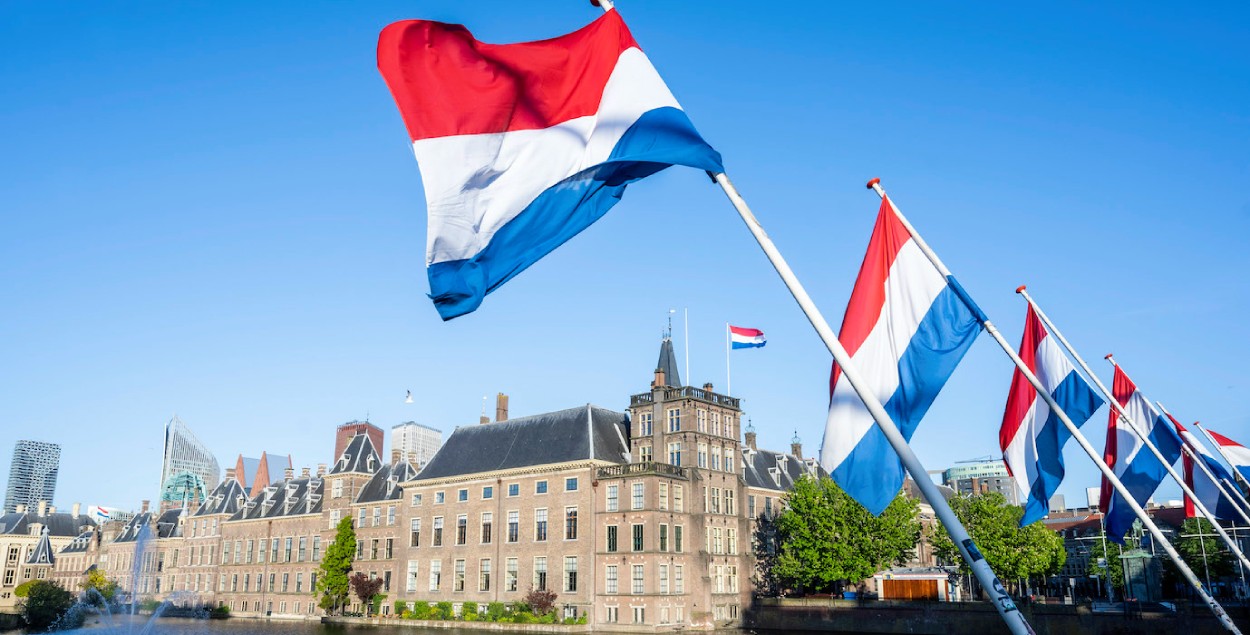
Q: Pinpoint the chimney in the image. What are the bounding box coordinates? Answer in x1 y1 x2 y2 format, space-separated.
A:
391 449 401 465
72 503 81 517
495 393 509 422
301 467 311 478
47 505 56 514
15 504 25 514
141 500 150 514
653 368 665 389
479 414 490 424
284 466 295 481
225 467 237 485
316 463 327 477
37 501 48 516
790 431 803 458
745 428 757 452
703 382 714 392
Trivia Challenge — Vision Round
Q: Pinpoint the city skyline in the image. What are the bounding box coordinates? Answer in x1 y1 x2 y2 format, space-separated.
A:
3 1 1247 514
3 440 61 514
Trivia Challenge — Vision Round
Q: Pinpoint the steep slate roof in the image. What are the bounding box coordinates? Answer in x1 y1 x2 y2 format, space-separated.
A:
357 460 420 503
741 447 823 492
115 509 182 543
331 433 382 475
0 510 94 537
58 530 95 555
414 405 630 481
25 529 55 565
656 338 682 388
230 476 324 521
194 477 249 517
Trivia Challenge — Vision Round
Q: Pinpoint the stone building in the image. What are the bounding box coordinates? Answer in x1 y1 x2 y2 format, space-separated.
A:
0 501 94 612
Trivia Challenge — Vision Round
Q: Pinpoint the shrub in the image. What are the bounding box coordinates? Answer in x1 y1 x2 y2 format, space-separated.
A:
486 601 507 621
576 614 587 625
512 611 537 624
394 600 408 617
434 601 455 620
538 612 557 624
139 598 162 612
409 601 432 620
20 580 75 631
461 602 479 621
510 600 531 614
211 605 230 619
524 588 558 616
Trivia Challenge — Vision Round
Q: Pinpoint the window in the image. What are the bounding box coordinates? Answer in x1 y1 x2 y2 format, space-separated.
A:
332 480 343 498
698 443 708 468
282 573 290 592
508 483 519 497
606 606 618 623
388 505 396 525
712 447 722 471
429 560 442 591
659 482 669 510
749 495 756 518
725 448 735 473
712 411 720 435
371 539 379 559
284 537 293 562
535 480 548 494
298 536 307 562
713 527 724 554
565 476 578 491
632 564 644 594
729 565 739 593
456 515 468 545
638 411 653 436
667 408 681 432
268 573 275 593
385 538 394 559
479 559 491 592
660 564 669 594
606 525 618 552
633 606 645 624
454 559 466 592
565 507 578 540
481 513 493 544
329 510 340 528
433 517 444 546
725 489 736 515
564 556 578 592
710 487 721 514
506 557 518 592
482 486 493 499
606 564 618 594
639 445 652 462
507 511 519 542
606 485 619 512
435 491 446 504
632 524 644 551
535 508 548 541
632 482 645 510
727 527 738 555
297 572 305 593
312 536 321 561
410 518 421 547
697 408 707 432
411 493 423 506
668 442 682 466
675 565 684 593
659 524 669 552
458 489 468 502
534 557 548 591
674 485 684 512
373 507 381 527
675 525 684 552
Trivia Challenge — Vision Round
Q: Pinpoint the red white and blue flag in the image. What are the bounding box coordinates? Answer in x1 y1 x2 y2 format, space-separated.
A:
1099 366 1183 543
729 325 766 349
378 10 722 320
1170 416 1241 520
999 305 1102 526
1207 428 1250 485
819 197 985 515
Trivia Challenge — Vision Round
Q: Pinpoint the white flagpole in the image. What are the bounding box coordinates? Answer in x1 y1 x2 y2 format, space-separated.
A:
1156 402 1250 525
1193 420 1250 503
870 179 1239 632
684 308 690 387
1019 285 1250 573
725 322 732 396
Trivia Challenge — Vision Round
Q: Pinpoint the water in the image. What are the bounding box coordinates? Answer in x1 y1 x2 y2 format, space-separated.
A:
58 620 560 635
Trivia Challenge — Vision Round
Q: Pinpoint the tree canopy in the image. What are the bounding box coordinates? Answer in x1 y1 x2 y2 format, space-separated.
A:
20 580 76 631
1172 517 1234 584
317 515 357 614
930 493 1066 583
81 568 120 603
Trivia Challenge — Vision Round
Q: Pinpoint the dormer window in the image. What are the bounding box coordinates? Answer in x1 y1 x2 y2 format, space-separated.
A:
367 455 376 472
339 455 350 471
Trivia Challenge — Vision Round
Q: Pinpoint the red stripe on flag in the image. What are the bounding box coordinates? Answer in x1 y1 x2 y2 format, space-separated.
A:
1183 451 1197 519
998 305 1046 474
1099 366 1137 514
378 11 639 141
729 326 762 337
828 197 912 398
1209 429 1243 449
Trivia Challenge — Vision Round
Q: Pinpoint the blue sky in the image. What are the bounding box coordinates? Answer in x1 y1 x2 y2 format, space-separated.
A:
2 1 1248 512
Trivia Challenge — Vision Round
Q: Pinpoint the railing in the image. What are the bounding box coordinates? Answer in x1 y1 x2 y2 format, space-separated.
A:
629 387 740 409
597 462 689 480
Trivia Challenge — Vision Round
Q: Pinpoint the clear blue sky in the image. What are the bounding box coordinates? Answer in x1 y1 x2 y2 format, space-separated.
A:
2 1 1248 512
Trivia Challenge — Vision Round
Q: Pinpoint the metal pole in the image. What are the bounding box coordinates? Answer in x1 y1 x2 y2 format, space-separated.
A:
869 179 1239 632
1156 403 1250 526
725 322 731 397
1019 287 1250 573
684 308 690 387
1195 421 1250 497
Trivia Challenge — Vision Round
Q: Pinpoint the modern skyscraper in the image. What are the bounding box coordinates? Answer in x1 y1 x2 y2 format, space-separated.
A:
391 421 443 467
159 416 220 505
4 440 61 513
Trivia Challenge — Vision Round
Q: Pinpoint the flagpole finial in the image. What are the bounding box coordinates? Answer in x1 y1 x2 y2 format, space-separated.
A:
1015 285 1026 294
1105 353 1115 361
866 177 881 189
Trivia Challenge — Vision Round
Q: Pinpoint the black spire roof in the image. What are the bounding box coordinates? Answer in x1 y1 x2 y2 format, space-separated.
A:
656 337 682 388
330 433 382 475
26 528 55 566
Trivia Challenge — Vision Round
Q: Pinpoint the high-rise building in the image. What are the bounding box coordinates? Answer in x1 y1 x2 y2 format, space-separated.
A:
391 421 443 467
334 421 383 460
159 416 220 506
3 440 61 513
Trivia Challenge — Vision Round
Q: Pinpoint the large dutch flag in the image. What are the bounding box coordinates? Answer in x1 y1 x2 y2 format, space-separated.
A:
1208 428 1250 485
1099 366 1184 543
819 197 985 515
1170 416 1242 521
378 10 723 320
999 305 1103 527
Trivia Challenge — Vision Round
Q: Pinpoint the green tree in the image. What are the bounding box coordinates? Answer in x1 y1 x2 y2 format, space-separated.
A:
768 475 920 594
1085 529 1139 593
80 568 120 603
1172 517 1234 585
19 580 76 631
316 515 357 614
930 493 1066 591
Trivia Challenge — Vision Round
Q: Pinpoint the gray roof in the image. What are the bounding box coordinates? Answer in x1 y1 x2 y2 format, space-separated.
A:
230 476 324 521
193 477 249 517
330 433 382 475
414 404 630 481
742 447 823 492
656 338 682 388
58 530 95 555
356 460 420 503
26 529 55 565
0 510 94 537
114 509 183 543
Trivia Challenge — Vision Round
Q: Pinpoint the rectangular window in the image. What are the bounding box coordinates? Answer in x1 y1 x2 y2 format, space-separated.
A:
298 536 307 562
668 442 682 466
410 518 421 547
659 524 669 552
749 495 756 518
507 511 519 543
632 524 644 552
674 485 684 512
632 482 644 510
712 411 720 436
433 517 444 546
712 447 722 471
710 487 721 514
606 606 618 623
371 538 379 559
429 560 442 591
388 505 396 526
312 536 321 561
633 606 645 624
479 559 491 592
659 564 669 594
639 445 652 462
481 512 493 544
632 564 644 594
658 482 668 510
456 515 468 545
606 525 618 552
406 561 419 593
458 488 468 502
639 411 653 436
435 491 446 504
725 489 736 515
482 486 493 499
606 564 618 594
725 448 735 473
245 540 254 564
282 573 289 592
565 477 578 492
411 493 423 506
373 507 381 527
698 443 708 468
697 408 707 432
533 557 548 591
713 527 724 554
297 572 304 593
272 537 280 563
268 573 275 593
667 408 681 432
535 508 548 541
284 537 293 562
508 483 519 497
564 507 578 540
332 480 343 498
535 480 548 494
675 565 684 593
385 538 394 559
606 484 619 512
506 557 518 592
728 527 738 554
675 525 684 553
329 509 340 528
564 556 578 592
243 573 250 593
454 559 466 592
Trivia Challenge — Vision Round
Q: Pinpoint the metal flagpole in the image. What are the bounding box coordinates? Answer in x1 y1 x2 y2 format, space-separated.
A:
725 322 732 396
684 308 690 387
1019 286 1250 574
1154 402 1250 525
868 178 1239 632
1194 421 1250 503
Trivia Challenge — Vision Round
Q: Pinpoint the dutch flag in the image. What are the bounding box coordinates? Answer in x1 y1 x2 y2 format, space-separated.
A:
1171 416 1242 521
729 326 766 349
378 10 722 320
1207 428 1250 485
999 304 1102 527
819 197 984 515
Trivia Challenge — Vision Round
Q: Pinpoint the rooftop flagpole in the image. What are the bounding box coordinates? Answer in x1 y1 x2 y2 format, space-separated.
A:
1019 289 1250 574
868 178 1237 632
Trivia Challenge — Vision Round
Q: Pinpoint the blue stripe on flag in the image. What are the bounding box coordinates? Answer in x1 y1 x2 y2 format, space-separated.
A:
1020 372 1102 527
1106 414 1183 542
731 341 765 349
427 107 723 320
